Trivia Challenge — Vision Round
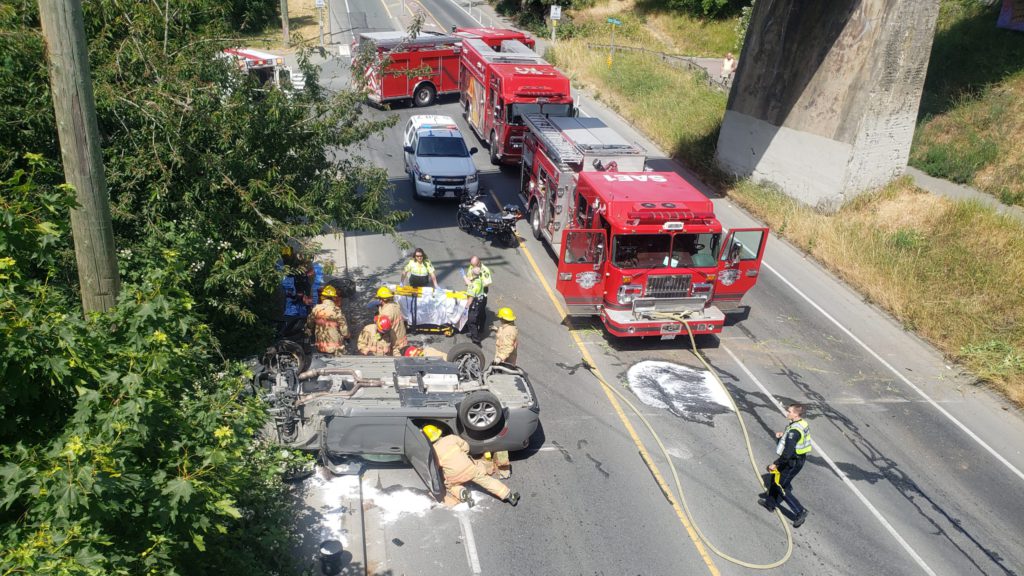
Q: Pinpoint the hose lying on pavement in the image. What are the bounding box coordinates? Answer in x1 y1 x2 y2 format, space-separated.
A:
580 310 793 570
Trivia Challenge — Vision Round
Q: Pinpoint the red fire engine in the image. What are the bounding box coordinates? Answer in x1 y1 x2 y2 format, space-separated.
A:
457 32 574 165
353 31 462 107
557 172 768 337
521 113 767 337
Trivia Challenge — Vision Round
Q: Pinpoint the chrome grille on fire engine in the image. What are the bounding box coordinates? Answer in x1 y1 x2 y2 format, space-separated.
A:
645 275 692 298
433 177 466 185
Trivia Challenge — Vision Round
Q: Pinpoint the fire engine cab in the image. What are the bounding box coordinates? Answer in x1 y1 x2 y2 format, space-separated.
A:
221 48 302 91
556 171 768 337
457 34 573 165
353 31 462 107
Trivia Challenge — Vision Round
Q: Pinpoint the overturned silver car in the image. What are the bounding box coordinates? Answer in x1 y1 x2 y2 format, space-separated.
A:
253 342 540 497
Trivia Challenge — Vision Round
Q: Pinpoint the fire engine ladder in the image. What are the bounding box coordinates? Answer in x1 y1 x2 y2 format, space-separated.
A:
525 113 582 167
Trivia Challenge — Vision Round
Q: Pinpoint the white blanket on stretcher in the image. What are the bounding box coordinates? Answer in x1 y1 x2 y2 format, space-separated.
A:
396 288 470 330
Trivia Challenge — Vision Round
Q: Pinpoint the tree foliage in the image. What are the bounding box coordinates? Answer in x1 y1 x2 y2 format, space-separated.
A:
1 0 406 572
3 0 406 353
1 161 301 574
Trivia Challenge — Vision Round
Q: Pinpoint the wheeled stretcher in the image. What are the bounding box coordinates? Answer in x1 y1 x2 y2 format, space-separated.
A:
392 285 471 336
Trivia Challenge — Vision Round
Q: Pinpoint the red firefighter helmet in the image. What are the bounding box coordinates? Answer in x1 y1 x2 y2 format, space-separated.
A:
375 315 392 333
402 345 423 357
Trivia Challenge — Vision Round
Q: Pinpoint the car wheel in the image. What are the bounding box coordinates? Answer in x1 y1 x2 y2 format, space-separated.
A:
263 339 311 374
447 342 485 382
413 84 436 107
489 132 500 165
530 204 542 240
458 390 504 433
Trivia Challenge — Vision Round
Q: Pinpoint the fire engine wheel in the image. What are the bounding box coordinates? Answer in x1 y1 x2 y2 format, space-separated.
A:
413 84 436 107
530 204 542 240
489 132 500 165
458 390 504 433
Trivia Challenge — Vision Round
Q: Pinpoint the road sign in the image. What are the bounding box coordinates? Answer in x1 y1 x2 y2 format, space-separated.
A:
607 17 621 25
315 0 324 7
550 5 562 20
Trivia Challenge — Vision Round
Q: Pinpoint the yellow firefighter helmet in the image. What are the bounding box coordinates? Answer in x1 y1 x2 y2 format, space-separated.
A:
422 424 442 443
377 286 394 299
496 307 516 322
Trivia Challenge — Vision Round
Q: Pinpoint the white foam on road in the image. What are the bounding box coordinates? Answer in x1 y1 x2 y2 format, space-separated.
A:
626 360 733 420
306 473 360 545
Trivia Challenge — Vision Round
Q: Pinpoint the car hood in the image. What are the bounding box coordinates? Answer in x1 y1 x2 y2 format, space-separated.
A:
415 155 477 177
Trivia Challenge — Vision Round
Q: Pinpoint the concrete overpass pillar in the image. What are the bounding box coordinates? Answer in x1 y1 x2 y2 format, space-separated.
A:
715 0 941 211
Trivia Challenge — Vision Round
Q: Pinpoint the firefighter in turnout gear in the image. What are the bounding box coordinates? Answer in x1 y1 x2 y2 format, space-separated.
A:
494 307 518 365
759 403 811 527
376 286 408 348
423 425 520 507
306 285 350 354
357 315 400 356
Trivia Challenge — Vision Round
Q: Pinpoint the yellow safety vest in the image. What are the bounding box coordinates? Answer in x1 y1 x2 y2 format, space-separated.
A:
787 419 812 455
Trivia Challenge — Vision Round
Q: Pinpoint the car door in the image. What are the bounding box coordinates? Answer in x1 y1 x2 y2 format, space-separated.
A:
403 420 445 502
713 227 768 310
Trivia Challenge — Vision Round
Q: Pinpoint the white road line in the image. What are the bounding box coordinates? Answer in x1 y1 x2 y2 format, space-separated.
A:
762 260 1024 483
456 510 482 574
445 0 482 25
344 0 351 14
723 345 939 576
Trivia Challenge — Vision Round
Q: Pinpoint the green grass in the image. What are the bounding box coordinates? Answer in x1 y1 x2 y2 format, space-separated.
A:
550 39 727 170
909 0 1024 207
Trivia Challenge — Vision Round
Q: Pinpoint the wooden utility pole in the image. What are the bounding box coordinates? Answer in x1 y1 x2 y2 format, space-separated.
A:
281 0 290 47
38 0 120 313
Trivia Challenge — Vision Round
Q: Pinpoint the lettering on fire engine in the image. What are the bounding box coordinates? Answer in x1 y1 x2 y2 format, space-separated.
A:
514 66 546 75
601 174 668 183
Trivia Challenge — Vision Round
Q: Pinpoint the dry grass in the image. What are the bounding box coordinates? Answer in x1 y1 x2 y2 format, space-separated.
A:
567 0 737 56
729 178 1024 405
237 0 323 50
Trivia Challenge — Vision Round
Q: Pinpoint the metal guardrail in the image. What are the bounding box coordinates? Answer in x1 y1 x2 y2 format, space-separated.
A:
585 43 732 92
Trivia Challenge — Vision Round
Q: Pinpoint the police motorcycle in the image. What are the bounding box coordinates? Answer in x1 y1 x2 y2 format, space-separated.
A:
456 191 523 247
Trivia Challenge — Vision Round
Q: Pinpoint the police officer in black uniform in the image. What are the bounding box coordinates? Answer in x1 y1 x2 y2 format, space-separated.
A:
759 403 811 527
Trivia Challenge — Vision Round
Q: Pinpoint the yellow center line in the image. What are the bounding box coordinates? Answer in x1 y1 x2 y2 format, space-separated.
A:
493 192 720 576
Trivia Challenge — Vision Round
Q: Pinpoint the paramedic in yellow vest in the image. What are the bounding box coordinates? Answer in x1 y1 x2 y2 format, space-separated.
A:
356 316 400 357
759 403 811 527
306 285 350 354
493 307 518 366
462 256 492 342
401 247 439 289
422 425 519 507
375 286 408 348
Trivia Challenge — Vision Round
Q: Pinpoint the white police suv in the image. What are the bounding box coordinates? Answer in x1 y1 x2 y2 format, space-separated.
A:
403 115 480 200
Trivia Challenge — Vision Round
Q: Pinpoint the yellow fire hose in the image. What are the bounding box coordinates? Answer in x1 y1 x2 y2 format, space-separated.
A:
580 310 794 569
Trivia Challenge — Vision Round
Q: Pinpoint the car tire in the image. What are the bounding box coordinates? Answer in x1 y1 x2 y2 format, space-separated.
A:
263 339 311 374
530 204 542 240
489 132 500 165
447 342 486 382
458 390 504 434
413 84 436 107
410 172 423 201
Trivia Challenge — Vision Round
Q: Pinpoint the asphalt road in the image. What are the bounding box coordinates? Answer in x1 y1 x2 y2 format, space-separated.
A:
299 1 1024 574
